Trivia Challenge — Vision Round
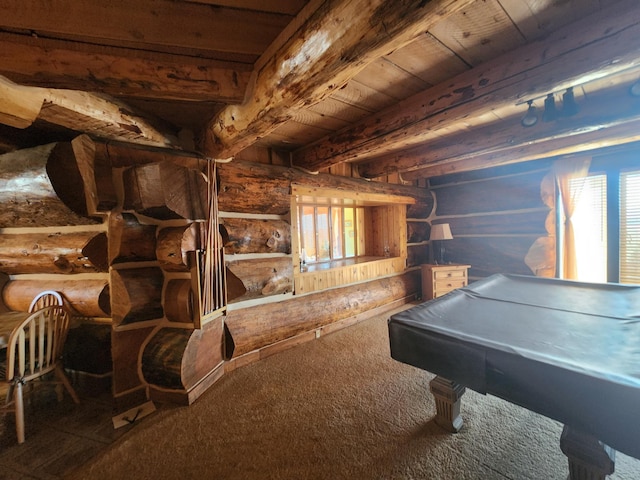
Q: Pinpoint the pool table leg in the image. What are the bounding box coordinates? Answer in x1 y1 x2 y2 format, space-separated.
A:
429 376 466 433
560 425 615 480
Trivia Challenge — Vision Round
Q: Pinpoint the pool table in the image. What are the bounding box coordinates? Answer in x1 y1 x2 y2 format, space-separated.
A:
388 274 640 479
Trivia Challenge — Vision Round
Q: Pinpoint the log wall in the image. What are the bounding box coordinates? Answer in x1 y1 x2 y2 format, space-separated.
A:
426 160 556 279
1 138 429 408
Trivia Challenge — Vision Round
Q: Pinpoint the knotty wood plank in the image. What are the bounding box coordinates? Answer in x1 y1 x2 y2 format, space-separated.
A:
384 32 469 85
352 57 430 101
499 0 601 41
429 0 526 66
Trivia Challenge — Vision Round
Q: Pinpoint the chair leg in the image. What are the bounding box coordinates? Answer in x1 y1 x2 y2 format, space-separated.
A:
55 365 80 404
14 382 25 444
6 383 14 404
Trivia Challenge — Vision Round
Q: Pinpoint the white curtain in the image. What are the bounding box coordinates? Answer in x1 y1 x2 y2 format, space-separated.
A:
553 156 591 280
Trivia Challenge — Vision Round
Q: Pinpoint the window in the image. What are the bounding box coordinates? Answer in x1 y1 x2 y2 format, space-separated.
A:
570 175 607 282
620 170 640 284
291 185 414 295
570 164 640 284
298 204 363 264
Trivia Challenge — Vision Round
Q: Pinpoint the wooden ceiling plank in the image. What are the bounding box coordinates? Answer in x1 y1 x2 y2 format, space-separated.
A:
200 0 477 159
384 33 469 85
307 98 372 124
351 58 430 101
428 0 526 66
329 80 397 114
0 35 252 103
498 0 602 41
292 110 351 132
291 0 640 172
0 0 289 56
268 120 333 146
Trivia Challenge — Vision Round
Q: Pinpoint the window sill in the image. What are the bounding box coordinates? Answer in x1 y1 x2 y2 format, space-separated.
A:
294 256 406 295
301 256 386 273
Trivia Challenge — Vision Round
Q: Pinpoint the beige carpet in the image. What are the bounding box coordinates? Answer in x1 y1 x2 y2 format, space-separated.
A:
67 305 640 480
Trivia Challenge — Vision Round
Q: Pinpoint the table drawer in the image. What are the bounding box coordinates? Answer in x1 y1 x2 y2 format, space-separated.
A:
434 278 467 293
434 269 467 280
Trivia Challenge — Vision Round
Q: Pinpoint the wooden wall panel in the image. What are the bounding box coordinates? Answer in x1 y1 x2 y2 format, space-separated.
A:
2 278 110 317
407 221 430 243
218 160 431 215
222 217 291 255
110 267 164 326
112 326 156 396
226 256 293 302
434 170 548 216
445 237 538 278
109 212 157 264
435 210 549 236
0 231 107 274
226 270 419 357
429 162 554 279
0 143 99 227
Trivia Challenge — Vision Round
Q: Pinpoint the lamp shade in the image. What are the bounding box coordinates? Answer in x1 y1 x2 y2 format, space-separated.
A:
430 223 453 241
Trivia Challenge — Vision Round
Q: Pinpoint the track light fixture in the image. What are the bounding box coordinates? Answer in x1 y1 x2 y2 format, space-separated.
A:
521 100 538 127
521 85 582 127
562 87 579 117
542 94 558 122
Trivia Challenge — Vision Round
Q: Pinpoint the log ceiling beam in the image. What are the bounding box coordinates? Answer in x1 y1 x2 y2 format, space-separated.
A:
359 80 640 180
0 0 289 57
291 0 640 172
200 0 476 159
402 119 640 181
0 34 252 103
0 76 179 147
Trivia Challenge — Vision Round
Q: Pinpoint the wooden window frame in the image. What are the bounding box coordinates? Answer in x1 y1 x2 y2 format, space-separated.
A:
291 185 414 295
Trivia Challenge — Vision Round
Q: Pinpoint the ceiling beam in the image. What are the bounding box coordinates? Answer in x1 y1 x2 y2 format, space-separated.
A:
358 80 640 179
0 76 179 147
291 0 640 172
397 91 640 181
199 0 475 159
0 0 289 57
0 34 252 103
402 119 640 181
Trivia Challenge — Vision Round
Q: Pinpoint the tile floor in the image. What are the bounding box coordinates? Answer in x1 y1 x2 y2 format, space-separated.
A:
0 384 140 479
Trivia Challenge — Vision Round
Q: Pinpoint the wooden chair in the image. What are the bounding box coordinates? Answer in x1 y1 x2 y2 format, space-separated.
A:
0 306 80 444
28 290 64 312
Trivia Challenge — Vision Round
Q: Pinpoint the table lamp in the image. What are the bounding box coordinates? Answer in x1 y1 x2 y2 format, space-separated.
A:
430 223 453 264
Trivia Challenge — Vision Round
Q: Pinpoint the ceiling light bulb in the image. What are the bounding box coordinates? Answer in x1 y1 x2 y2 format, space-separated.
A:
521 100 538 127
